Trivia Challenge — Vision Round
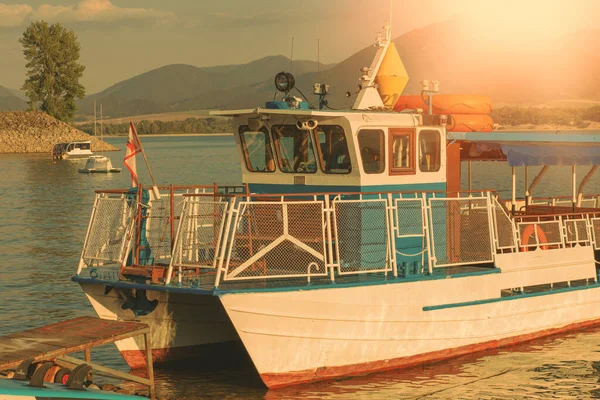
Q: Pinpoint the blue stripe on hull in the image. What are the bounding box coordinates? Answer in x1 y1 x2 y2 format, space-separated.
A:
423 283 600 311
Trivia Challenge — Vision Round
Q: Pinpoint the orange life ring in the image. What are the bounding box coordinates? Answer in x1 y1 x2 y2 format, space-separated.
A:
520 224 549 252
394 94 493 114
446 114 494 132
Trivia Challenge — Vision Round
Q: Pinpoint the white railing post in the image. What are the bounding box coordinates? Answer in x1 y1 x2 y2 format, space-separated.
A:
165 197 187 286
386 193 398 277
423 192 434 274
324 196 336 283
485 192 497 258
214 197 237 288
77 194 100 275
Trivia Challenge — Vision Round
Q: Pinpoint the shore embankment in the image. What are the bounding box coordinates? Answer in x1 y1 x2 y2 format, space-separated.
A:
0 111 118 154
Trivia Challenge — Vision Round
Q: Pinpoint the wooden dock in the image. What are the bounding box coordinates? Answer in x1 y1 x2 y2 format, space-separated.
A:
0 316 154 399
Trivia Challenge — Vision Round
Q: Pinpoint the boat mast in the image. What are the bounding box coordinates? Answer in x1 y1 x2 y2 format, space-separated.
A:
93 100 97 138
100 104 104 157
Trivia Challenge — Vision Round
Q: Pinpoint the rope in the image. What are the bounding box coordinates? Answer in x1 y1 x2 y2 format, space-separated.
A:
396 249 427 257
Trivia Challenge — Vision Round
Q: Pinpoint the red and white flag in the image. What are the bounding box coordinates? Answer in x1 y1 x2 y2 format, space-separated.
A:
124 122 142 187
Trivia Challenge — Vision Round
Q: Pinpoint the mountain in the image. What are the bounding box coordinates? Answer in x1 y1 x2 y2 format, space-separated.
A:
0 86 27 111
78 56 334 118
76 18 600 118
296 19 600 108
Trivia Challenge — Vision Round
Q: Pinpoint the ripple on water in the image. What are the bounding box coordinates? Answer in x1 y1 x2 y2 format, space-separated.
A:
1 136 600 399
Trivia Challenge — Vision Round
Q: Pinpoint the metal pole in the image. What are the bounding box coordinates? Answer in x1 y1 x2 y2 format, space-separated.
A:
524 166 529 205
511 167 516 215
577 165 598 207
144 333 156 400
169 184 175 250
572 165 577 212
528 165 550 201
468 161 472 191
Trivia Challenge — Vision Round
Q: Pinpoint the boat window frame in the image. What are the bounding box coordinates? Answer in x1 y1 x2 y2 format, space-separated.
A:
238 125 276 173
389 128 416 176
313 125 352 174
357 128 386 174
418 129 442 173
271 124 318 174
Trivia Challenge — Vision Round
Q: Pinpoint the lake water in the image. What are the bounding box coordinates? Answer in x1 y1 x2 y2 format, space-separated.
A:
1 135 600 399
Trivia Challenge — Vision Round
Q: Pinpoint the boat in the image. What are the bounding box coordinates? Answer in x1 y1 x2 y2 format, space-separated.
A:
78 155 121 173
71 20 600 389
79 103 121 173
0 379 145 400
51 140 93 160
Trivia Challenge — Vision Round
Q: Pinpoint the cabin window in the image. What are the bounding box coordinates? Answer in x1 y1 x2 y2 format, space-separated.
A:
419 130 441 172
80 143 90 150
389 128 415 175
314 126 351 174
238 125 275 172
358 129 385 174
272 125 317 173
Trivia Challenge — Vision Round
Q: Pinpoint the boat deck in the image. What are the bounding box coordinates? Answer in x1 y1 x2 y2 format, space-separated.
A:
73 265 500 295
0 317 155 399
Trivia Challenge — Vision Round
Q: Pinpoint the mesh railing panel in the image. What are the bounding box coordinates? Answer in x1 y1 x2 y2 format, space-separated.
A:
224 201 327 280
83 196 133 266
492 197 516 250
171 199 229 268
394 198 425 238
517 221 563 250
428 198 493 267
333 199 391 274
591 218 600 249
145 195 185 262
563 219 590 245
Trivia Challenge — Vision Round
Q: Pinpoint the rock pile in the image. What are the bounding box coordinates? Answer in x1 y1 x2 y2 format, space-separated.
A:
0 111 118 154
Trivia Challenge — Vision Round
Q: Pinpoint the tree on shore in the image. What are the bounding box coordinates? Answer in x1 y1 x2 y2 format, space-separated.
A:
20 21 86 122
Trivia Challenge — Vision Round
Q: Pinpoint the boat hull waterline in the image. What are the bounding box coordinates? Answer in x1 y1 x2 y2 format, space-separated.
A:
79 248 600 387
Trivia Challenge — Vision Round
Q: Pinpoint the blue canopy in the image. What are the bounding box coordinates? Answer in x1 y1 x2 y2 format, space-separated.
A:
501 144 600 167
449 130 600 166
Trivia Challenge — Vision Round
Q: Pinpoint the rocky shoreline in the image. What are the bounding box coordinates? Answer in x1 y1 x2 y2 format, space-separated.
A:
0 111 118 154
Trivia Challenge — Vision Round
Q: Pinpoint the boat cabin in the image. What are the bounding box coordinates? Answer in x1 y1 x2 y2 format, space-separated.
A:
215 109 447 194
52 140 93 160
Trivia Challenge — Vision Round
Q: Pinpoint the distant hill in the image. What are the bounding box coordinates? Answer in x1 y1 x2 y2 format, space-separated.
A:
299 19 600 108
0 86 27 111
78 56 334 118
76 17 600 118
0 111 117 154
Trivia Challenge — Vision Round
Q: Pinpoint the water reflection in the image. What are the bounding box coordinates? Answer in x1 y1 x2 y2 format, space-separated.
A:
1 136 600 399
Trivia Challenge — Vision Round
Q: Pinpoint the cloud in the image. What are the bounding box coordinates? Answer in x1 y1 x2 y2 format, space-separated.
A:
0 4 33 27
0 0 174 28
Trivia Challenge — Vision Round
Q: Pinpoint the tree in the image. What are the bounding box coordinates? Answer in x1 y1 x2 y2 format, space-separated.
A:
20 21 86 122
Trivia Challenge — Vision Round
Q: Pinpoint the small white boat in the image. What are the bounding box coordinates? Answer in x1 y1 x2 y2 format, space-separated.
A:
52 141 93 160
78 104 120 174
78 155 121 173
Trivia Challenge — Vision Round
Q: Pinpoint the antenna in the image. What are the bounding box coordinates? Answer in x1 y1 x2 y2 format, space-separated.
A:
289 37 294 73
389 0 392 38
100 103 103 156
317 38 320 83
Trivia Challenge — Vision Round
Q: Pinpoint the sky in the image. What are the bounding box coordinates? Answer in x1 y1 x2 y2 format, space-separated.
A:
0 0 599 94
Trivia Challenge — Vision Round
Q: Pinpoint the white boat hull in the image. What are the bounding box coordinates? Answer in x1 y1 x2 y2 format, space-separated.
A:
219 247 600 387
79 283 240 368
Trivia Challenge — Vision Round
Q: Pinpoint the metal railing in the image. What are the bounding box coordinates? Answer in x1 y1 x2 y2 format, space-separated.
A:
79 187 600 287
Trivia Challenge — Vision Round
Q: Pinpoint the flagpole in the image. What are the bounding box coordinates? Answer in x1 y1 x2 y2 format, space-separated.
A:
131 120 161 200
